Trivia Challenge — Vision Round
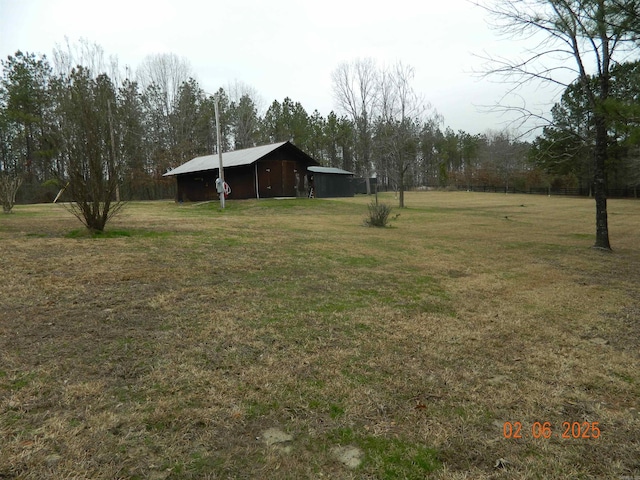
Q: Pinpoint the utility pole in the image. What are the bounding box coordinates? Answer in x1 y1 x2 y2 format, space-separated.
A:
214 95 225 209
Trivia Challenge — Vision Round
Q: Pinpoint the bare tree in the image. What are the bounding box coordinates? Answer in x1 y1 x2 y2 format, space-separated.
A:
483 129 530 192
476 0 640 250
48 41 129 231
136 53 194 176
332 58 379 193
227 79 265 115
52 67 125 232
375 62 435 207
53 37 121 86
136 53 193 119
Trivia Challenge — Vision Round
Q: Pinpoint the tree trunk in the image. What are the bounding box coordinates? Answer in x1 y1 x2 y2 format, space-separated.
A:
0 174 23 213
593 191 610 248
593 115 611 250
398 162 405 208
591 0 612 251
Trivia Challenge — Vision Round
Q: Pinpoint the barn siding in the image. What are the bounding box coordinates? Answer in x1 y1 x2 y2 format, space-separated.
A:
172 142 318 201
177 173 216 202
178 158 311 201
226 165 256 199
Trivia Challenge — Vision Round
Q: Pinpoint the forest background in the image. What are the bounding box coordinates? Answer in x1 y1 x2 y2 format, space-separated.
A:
1 40 639 207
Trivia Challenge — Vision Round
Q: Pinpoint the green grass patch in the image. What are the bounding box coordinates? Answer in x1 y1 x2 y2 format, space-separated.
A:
567 232 594 239
2 372 37 391
246 400 281 419
342 255 380 268
187 452 224 476
329 403 345 419
612 371 635 384
328 428 441 478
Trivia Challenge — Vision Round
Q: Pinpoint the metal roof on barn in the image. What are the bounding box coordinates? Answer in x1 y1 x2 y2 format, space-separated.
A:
308 166 354 175
163 141 295 176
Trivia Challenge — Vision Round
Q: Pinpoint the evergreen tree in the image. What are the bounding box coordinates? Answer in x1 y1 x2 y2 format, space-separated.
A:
0 51 54 207
230 94 259 150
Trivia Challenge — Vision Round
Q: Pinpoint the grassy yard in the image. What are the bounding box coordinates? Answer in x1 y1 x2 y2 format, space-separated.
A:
1 192 638 479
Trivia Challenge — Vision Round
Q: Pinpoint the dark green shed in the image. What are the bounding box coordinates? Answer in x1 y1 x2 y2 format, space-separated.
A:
308 166 355 198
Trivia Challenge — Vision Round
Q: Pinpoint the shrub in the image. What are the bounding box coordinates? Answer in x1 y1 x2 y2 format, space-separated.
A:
364 202 398 227
1 173 23 213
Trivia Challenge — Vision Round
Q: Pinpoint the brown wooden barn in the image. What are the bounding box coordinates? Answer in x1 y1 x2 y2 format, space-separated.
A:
163 141 319 201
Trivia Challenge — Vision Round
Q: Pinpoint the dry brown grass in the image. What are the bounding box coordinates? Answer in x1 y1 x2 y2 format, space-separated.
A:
1 192 638 479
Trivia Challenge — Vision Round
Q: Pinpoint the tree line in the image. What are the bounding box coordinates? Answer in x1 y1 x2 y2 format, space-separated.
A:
1 34 638 224
0 45 534 210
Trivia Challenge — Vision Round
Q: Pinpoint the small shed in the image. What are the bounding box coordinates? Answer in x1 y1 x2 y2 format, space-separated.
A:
164 141 319 201
308 166 355 198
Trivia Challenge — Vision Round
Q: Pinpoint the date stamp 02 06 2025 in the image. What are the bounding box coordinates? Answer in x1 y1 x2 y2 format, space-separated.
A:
502 421 601 440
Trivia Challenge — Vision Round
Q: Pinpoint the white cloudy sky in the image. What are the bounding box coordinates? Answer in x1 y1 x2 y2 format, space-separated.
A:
0 0 568 136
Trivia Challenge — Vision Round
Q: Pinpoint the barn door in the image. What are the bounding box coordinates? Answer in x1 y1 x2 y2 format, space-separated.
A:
281 160 297 197
257 160 297 197
257 160 284 197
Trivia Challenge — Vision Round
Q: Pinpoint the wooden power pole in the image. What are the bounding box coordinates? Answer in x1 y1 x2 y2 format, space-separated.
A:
214 95 225 209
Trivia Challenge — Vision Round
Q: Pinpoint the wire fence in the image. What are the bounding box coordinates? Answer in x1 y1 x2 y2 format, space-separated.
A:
447 185 640 198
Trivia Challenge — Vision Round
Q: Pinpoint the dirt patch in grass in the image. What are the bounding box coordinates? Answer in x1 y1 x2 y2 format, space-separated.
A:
1 194 639 479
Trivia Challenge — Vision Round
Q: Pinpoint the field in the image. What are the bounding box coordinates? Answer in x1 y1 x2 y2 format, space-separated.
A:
1 192 638 479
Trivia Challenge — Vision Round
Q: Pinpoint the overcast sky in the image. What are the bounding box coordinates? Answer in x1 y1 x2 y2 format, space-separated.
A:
0 0 567 137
